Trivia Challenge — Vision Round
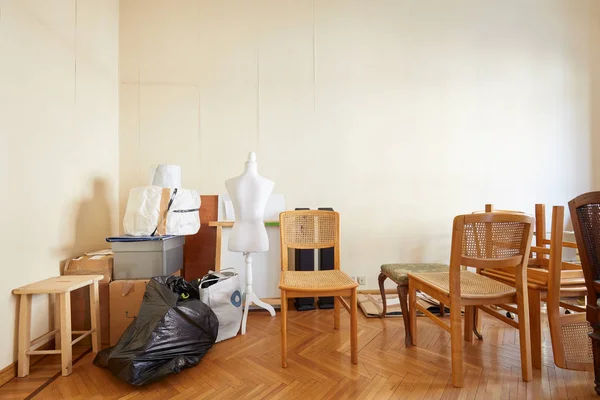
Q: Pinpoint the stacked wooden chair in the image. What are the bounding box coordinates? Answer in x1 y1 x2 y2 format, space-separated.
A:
480 204 591 371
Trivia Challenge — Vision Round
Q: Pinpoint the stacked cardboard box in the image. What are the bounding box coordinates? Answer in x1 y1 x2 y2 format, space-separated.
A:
64 251 183 347
109 269 181 345
63 253 113 346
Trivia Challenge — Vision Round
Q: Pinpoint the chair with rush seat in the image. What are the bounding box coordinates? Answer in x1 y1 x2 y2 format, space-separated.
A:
278 210 359 367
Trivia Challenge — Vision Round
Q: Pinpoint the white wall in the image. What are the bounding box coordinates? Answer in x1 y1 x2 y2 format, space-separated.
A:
0 0 119 370
119 0 600 289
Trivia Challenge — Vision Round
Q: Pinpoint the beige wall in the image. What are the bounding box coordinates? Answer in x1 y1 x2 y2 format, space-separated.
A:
119 0 600 288
0 0 119 369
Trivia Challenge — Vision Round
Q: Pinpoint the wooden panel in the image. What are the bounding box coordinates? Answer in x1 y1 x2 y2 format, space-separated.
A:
184 195 218 281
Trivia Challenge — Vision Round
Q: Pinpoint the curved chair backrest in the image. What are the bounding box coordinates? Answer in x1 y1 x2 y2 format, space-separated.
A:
569 192 600 305
449 212 534 301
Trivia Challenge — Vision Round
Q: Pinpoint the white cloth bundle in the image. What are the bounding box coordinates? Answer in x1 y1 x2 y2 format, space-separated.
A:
123 186 200 236
151 164 181 188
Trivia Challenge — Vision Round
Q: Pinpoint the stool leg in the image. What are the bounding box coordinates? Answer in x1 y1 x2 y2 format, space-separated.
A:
378 273 387 317
59 293 73 376
89 282 100 353
17 294 32 377
53 294 61 350
397 285 411 346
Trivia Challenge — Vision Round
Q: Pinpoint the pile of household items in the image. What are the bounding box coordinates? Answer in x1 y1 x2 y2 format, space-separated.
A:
62 165 242 385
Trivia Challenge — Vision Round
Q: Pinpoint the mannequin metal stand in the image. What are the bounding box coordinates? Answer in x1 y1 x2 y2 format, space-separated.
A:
241 252 276 335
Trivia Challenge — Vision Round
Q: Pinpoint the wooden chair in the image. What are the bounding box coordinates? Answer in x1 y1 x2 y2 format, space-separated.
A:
377 263 449 346
279 210 359 368
408 212 534 387
480 204 589 370
569 192 600 394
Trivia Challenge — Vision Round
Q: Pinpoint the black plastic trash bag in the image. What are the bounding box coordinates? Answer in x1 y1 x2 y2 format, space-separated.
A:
93 276 219 385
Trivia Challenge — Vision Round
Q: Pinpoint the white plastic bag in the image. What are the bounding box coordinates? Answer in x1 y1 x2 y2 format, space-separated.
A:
123 186 200 236
198 269 243 342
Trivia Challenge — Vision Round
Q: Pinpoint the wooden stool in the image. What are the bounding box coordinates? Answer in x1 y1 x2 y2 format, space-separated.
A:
13 275 103 377
378 263 448 345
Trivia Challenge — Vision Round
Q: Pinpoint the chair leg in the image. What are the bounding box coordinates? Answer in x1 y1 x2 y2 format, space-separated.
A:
59 293 73 376
450 301 463 387
17 294 32 378
378 273 387 317
281 290 288 368
464 306 474 342
350 288 358 364
518 291 533 382
89 282 100 353
439 302 445 317
397 285 411 346
473 306 483 340
408 279 417 346
334 296 340 329
590 326 600 395
528 288 542 370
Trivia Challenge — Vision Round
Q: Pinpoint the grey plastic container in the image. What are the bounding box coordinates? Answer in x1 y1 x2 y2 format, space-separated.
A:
111 236 185 279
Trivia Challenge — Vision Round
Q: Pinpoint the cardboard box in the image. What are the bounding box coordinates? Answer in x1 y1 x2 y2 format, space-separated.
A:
64 254 113 283
64 253 113 346
109 279 149 346
70 283 110 346
108 269 183 346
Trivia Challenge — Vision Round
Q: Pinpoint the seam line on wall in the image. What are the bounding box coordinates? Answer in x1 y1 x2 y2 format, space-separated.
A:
313 0 316 112
74 0 77 106
257 46 260 154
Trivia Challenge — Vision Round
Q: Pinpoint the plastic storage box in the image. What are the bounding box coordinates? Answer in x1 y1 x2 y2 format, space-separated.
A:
108 236 184 279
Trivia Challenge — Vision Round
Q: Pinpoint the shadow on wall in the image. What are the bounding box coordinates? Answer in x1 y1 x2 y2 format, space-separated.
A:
57 177 114 269
72 177 114 256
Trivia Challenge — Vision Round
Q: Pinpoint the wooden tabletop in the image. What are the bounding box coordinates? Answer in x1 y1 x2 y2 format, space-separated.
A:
208 221 280 227
13 275 103 294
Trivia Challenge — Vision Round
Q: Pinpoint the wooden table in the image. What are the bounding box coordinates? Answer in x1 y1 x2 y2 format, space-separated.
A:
13 275 103 377
208 220 279 271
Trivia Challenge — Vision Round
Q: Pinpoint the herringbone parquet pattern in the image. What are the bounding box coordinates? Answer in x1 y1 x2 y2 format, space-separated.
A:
0 307 597 399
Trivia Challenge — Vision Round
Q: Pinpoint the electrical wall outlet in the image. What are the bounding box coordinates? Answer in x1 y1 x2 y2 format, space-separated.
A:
350 276 357 283
357 276 366 285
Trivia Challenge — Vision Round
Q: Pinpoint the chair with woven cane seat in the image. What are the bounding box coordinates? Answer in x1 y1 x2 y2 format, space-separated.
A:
279 210 358 368
569 192 600 394
408 212 534 388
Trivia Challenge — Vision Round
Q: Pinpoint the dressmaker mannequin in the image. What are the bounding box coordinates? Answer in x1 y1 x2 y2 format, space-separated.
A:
225 152 276 334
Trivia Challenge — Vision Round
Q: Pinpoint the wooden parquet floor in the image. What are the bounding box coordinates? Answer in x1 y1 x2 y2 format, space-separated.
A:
0 308 597 399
